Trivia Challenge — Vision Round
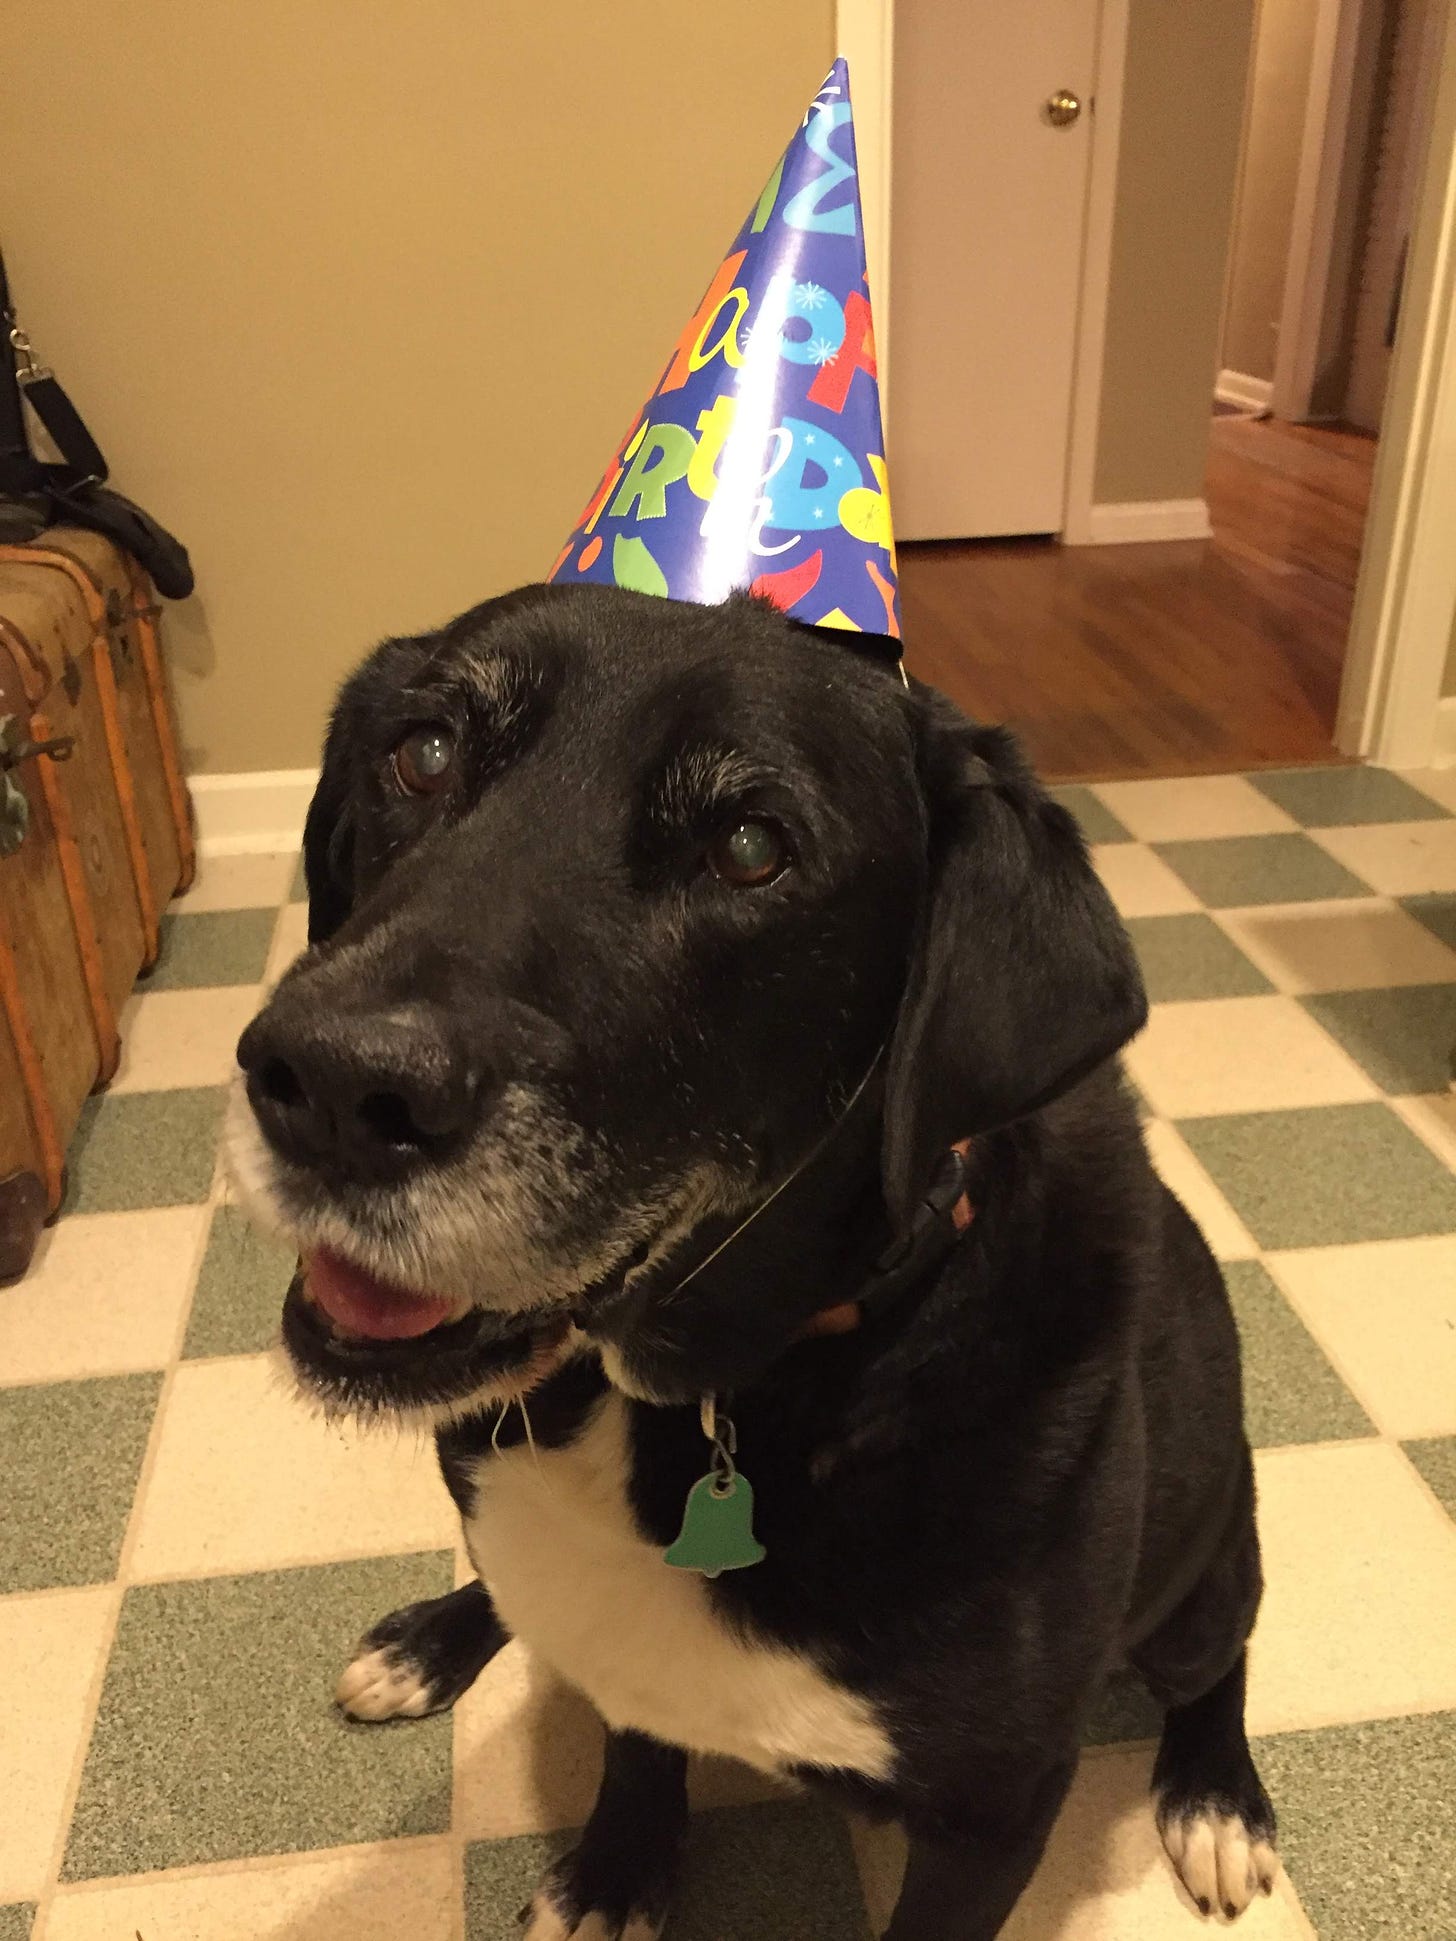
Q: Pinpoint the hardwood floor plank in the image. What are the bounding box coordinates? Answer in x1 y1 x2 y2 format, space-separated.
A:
899 417 1375 782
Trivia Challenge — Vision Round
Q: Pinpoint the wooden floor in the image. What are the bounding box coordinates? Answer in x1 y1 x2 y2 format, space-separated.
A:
899 416 1377 782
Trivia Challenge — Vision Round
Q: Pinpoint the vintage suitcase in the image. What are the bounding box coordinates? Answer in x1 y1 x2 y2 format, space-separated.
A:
0 529 194 1280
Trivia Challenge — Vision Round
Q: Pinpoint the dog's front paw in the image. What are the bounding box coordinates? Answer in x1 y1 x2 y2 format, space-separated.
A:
336 1637 438 1721
1157 1777 1279 1921
336 1584 502 1721
520 1848 670 1940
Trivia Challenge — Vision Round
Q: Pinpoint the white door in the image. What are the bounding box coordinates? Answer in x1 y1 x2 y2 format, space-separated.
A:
889 0 1099 539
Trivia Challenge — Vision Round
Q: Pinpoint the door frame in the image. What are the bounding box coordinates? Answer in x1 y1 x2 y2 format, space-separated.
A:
1271 0 1368 422
1274 0 1448 425
1337 0 1456 767
838 0 897 403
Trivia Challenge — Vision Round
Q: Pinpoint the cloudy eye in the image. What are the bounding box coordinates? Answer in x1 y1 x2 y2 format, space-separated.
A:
707 817 790 887
393 724 455 796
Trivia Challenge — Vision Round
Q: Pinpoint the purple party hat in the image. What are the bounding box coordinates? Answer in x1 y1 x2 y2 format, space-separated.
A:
547 58 900 644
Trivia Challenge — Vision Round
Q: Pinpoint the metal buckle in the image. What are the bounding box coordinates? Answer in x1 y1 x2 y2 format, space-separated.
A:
0 715 76 770
7 321 51 386
699 1394 740 1497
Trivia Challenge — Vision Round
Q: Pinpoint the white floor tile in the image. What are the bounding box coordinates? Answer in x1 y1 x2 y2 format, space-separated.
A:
0 1585 113 1900
128 1356 457 1579
1248 1441 1456 1735
111 987 261 1094
45 1838 456 1941
0 1208 207 1383
1095 776 1297 843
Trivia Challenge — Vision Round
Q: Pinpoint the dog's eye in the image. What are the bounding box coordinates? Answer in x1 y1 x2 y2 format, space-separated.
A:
393 724 455 796
707 818 789 887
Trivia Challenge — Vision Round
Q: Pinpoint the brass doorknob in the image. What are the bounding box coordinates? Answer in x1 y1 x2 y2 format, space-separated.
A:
1045 89 1082 127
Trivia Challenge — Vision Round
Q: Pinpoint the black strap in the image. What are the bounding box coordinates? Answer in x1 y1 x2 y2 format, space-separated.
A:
1 243 194 598
0 247 34 479
21 375 108 485
852 1146 972 1320
2 246 108 485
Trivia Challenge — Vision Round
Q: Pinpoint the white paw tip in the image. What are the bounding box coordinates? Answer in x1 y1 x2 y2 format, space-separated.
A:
334 1644 432 1720
1161 1809 1280 1920
519 1900 575 1941
520 1895 663 1940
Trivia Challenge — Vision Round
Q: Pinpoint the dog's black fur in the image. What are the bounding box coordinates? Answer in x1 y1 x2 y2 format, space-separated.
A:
235 583 1276 1938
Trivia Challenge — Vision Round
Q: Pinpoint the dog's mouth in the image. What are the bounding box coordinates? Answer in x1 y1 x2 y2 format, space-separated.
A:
283 1245 577 1415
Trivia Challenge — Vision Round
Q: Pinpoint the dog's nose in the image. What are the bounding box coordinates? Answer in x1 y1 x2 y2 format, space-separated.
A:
237 999 480 1178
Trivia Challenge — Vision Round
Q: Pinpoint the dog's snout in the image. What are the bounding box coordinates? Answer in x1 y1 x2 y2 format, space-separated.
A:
238 999 480 1178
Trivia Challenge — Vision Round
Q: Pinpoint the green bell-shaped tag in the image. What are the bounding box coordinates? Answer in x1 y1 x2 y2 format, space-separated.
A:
664 1471 767 1578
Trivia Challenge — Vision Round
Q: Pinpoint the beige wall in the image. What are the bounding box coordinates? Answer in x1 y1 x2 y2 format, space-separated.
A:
1096 0 1258 504
0 1 834 773
1222 0 1320 385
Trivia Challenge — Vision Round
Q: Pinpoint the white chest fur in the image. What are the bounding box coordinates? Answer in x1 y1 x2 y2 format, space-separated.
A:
462 1393 895 1781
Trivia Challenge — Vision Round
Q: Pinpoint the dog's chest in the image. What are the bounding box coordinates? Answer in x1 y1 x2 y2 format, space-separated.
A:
461 1395 894 1780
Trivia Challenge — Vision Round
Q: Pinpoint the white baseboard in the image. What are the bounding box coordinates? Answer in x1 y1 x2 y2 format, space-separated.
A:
188 768 319 857
1076 498 1214 546
1434 694 1456 768
1215 368 1274 413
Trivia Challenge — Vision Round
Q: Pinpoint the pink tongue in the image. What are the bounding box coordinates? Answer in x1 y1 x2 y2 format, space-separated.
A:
304 1249 455 1341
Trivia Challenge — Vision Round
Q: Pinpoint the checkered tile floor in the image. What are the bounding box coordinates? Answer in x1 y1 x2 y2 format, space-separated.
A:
4 764 1456 1941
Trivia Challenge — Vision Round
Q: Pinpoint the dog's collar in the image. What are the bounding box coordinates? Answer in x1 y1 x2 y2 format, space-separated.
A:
801 1138 976 1339
666 1138 975 1578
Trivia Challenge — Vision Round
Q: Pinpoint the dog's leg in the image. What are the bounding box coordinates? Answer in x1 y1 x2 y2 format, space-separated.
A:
881 1760 1076 1941
1152 1652 1278 1920
523 1728 688 1941
336 1579 508 1721
1128 1456 1278 1917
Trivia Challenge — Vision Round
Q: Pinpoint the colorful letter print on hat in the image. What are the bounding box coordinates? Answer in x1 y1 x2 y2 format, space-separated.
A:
548 59 900 643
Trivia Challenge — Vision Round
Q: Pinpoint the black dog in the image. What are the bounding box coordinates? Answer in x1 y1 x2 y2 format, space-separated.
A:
229 583 1277 1939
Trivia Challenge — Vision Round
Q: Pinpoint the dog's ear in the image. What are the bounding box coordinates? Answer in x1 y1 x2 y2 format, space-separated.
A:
882 693 1147 1220
302 704 357 945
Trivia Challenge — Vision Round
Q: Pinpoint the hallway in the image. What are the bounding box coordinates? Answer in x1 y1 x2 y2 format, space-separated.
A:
900 417 1377 783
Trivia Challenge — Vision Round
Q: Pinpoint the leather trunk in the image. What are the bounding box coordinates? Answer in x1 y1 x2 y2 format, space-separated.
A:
0 529 194 1281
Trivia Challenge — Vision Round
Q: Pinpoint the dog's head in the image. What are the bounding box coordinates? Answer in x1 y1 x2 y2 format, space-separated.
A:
229 583 1144 1418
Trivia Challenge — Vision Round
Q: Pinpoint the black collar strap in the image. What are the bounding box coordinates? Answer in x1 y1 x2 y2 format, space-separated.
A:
801 1141 974 1339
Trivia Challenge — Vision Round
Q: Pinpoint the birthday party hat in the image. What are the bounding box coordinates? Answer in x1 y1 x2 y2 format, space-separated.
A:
547 58 900 643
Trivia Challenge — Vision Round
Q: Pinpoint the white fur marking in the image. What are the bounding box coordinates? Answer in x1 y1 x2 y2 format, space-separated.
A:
335 1645 434 1721
520 1901 575 1941
1161 1809 1278 1918
464 1394 895 1780
522 1898 663 1941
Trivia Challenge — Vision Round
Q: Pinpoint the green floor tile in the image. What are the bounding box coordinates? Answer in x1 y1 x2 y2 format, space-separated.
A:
1124 914 1273 1002
0 1374 161 1592
1302 984 1456 1097
1179 1103 1456 1249
1224 1261 1372 1448
1082 1668 1163 1747
62 1550 454 1880
143 908 278 992
1256 1712 1456 1940
1249 766 1449 827
1404 1437 1456 1522
62 1087 227 1214
291 852 308 901
0 1905 34 1941
465 1831 569 1940
1050 785 1132 846
465 1800 872 1941
1402 893 1456 951
184 1206 298 1358
1154 834 1372 909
